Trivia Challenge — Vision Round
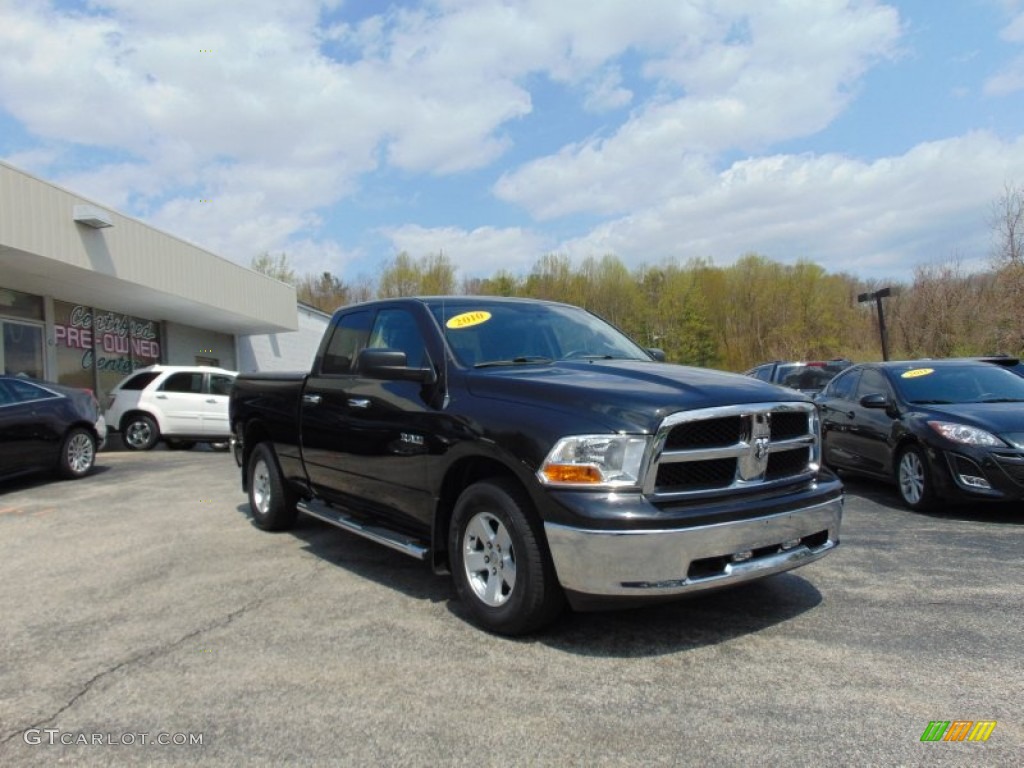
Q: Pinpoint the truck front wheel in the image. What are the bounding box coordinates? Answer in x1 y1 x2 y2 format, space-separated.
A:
449 479 564 635
247 442 297 531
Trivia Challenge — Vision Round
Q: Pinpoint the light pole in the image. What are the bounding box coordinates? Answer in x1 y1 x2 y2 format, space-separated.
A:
857 287 892 361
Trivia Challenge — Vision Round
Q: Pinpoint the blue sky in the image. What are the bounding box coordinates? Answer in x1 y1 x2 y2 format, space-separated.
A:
3 0 1024 285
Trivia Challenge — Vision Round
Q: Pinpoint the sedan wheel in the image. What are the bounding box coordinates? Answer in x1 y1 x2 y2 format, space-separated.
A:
58 428 96 478
897 445 935 510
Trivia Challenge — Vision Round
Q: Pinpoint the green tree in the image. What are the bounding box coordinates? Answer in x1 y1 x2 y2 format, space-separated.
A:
297 271 350 313
378 252 422 298
419 252 457 295
250 252 297 285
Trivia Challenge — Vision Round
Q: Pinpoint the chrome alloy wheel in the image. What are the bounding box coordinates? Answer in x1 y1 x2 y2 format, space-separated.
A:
66 432 95 474
251 457 272 516
898 450 925 505
462 511 517 607
125 421 152 448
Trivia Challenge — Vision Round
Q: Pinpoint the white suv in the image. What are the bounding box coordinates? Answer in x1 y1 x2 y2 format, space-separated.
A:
105 365 237 450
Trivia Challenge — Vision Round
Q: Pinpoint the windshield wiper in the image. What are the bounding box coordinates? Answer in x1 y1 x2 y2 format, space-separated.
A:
474 356 554 369
908 399 954 404
977 397 1024 403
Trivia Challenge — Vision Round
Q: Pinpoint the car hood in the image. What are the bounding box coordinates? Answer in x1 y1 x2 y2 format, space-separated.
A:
922 402 1024 438
465 360 806 433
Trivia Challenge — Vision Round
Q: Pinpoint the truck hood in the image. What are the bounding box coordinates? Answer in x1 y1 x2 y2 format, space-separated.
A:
465 360 805 434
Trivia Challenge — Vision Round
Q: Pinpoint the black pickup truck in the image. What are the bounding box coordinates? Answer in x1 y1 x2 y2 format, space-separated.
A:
230 296 843 634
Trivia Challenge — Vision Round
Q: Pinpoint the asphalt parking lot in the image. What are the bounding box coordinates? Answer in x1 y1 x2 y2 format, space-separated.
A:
0 450 1021 766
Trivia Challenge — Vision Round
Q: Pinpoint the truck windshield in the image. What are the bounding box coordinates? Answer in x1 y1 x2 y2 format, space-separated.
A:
426 301 652 368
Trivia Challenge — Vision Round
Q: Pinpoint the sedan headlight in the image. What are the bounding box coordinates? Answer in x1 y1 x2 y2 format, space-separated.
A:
927 421 1005 447
538 435 650 488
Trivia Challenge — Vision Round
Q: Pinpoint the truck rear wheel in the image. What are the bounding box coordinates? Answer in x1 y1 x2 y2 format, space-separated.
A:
449 479 564 635
247 442 297 531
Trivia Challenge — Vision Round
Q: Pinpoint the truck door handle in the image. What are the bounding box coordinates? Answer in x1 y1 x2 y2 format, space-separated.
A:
303 394 322 406
156 394 167 399
347 398 370 409
206 398 217 403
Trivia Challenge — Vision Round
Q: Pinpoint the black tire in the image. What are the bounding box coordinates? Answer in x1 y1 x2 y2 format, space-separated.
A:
247 442 298 531
896 444 937 510
449 479 564 635
58 427 96 479
165 439 196 451
122 414 159 451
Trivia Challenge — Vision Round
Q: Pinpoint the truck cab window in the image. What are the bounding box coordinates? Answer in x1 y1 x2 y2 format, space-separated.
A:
368 309 427 368
321 311 372 374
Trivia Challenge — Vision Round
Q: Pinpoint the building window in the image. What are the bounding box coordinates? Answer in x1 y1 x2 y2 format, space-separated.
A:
0 288 44 321
195 356 220 367
53 302 164 402
0 320 44 379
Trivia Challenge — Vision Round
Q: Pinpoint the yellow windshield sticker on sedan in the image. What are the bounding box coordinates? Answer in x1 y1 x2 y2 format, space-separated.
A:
446 311 491 329
902 368 934 379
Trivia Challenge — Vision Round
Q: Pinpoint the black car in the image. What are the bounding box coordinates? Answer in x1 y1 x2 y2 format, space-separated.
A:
0 375 105 483
976 355 1024 378
816 360 1024 510
745 359 853 395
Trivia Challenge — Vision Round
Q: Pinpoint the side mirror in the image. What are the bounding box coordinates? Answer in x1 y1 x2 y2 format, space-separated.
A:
646 348 666 362
859 392 889 409
356 348 437 384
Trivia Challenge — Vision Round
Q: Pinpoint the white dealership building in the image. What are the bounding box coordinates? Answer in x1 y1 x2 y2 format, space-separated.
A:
0 160 329 402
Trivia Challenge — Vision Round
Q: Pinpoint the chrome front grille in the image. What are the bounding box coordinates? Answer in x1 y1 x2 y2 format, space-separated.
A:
643 402 820 501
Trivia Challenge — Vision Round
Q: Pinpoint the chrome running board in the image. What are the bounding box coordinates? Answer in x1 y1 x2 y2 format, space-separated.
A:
297 499 429 560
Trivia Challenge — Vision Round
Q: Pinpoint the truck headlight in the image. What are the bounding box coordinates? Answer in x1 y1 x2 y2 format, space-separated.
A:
538 435 650 488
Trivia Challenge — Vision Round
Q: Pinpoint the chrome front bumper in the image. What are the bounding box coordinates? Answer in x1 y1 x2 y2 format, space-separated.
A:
544 497 842 598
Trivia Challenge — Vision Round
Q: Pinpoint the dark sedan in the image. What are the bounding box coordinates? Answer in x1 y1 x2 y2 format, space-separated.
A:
977 355 1024 378
0 376 105 482
816 360 1024 510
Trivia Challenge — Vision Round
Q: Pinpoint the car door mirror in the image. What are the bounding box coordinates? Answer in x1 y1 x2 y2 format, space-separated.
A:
357 348 437 384
859 392 889 409
646 348 666 362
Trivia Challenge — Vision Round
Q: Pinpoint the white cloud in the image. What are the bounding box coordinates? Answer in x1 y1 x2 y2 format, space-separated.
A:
382 223 551 277
282 237 363 279
986 54 1024 95
558 132 1024 280
495 2 901 219
0 0 1018 289
582 67 632 113
1000 10 1024 43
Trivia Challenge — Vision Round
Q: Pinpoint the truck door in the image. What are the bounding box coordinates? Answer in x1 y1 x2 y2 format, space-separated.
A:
300 306 439 534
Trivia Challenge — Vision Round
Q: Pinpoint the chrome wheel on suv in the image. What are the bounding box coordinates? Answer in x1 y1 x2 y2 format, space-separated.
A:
123 415 159 450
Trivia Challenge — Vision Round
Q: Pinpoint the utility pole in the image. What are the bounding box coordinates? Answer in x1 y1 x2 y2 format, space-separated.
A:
857 287 892 361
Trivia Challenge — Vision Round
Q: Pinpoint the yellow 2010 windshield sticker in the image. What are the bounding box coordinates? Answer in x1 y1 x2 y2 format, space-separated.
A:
901 368 934 379
446 311 491 329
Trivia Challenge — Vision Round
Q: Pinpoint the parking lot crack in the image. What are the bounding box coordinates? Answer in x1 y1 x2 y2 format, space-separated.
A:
0 595 270 746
